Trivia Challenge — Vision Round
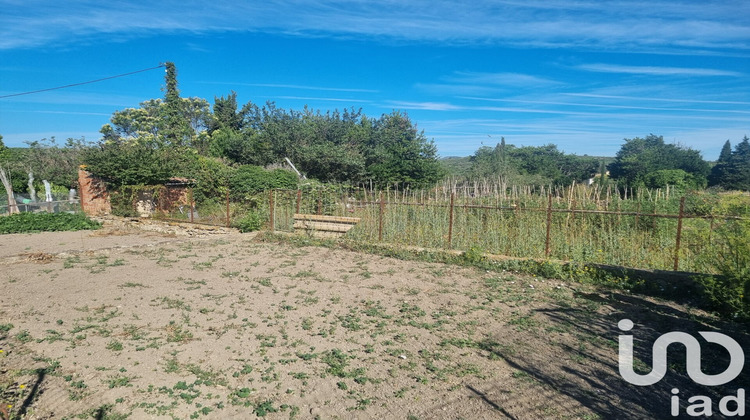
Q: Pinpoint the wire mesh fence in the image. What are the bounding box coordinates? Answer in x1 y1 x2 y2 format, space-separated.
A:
147 184 747 274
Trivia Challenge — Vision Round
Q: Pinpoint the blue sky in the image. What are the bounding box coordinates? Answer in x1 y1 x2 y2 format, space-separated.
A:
1 1 748 159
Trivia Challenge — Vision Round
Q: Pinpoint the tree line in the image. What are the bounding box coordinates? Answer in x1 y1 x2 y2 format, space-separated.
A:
0 62 748 207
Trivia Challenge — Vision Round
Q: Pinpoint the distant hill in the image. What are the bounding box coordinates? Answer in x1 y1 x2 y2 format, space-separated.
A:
439 154 615 180
439 156 472 177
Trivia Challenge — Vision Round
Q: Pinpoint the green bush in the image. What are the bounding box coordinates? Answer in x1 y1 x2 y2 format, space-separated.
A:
0 212 101 234
697 193 750 320
229 165 298 200
234 211 264 233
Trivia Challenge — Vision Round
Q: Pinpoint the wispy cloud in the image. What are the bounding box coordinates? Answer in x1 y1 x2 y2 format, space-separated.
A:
576 63 744 77
460 96 750 115
384 101 464 111
2 109 111 116
199 81 378 93
3 0 748 53
444 72 562 87
564 93 750 106
276 96 372 104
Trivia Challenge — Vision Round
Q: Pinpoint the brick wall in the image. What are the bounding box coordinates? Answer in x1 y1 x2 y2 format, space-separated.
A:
77 168 191 217
78 168 111 216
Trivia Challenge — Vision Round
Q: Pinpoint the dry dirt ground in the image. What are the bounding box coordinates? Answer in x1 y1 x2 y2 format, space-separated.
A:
0 218 747 420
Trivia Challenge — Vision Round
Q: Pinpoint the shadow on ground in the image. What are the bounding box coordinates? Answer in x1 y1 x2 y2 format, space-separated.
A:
477 292 748 419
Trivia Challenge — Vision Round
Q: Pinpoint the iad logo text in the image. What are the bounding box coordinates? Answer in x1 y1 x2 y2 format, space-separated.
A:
617 319 745 417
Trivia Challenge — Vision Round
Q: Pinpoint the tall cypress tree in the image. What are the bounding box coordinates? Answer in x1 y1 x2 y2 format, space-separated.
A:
722 136 750 191
162 62 190 146
709 140 732 186
718 140 732 162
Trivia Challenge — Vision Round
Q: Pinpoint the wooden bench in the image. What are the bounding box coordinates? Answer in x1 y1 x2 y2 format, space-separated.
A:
293 214 361 237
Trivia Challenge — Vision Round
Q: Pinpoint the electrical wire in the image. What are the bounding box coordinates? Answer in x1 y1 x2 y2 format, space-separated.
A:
0 64 165 99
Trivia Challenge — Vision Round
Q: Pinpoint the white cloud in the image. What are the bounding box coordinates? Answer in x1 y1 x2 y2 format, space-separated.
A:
565 93 750 105
576 63 744 77
198 81 378 93
275 96 372 103
2 0 748 52
384 101 464 111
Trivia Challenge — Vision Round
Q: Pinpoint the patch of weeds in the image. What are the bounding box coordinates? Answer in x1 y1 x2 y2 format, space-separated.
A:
39 329 65 343
119 282 149 288
0 323 13 338
106 374 134 389
68 379 89 401
75 404 129 420
254 400 278 417
347 397 373 411
508 311 539 332
121 325 147 340
221 271 241 278
260 366 279 383
394 387 411 398
106 340 124 351
164 357 180 373
185 364 226 386
289 371 309 381
155 296 192 312
192 261 213 271
63 255 82 268
256 333 277 348
256 277 273 288
296 351 318 361
165 321 194 343
15 330 32 343
362 300 392 319
511 370 535 383
338 310 363 331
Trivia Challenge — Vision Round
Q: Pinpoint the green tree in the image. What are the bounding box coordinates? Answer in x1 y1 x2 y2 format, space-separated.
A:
470 138 515 179
469 142 597 185
643 169 702 190
608 134 709 188
708 140 732 187
229 165 298 199
718 136 750 191
364 111 442 188
209 91 243 133
161 62 193 146
24 137 90 188
83 141 175 186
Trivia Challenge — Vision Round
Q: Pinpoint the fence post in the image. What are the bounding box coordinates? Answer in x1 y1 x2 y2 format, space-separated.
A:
269 189 275 232
673 196 685 271
225 188 230 228
545 193 553 257
570 199 576 224
378 191 385 241
296 189 302 214
317 197 322 215
635 201 641 228
448 192 455 248
189 188 194 223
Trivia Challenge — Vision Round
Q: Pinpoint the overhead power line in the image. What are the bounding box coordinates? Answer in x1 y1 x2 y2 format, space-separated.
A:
0 64 166 99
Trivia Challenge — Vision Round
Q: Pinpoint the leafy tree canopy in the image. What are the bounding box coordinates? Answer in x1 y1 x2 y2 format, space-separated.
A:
712 136 750 191
608 134 710 189
469 141 599 186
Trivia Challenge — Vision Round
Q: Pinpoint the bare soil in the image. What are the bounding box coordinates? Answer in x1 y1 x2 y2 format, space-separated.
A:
0 218 747 419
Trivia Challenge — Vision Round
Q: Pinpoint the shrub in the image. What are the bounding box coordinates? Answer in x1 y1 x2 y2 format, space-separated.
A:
234 211 264 233
229 165 298 200
697 193 750 320
0 212 101 234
